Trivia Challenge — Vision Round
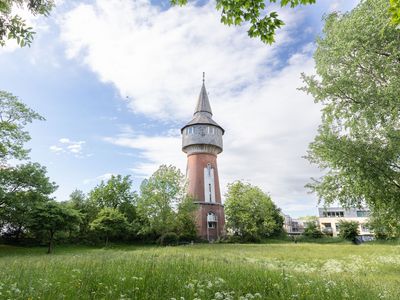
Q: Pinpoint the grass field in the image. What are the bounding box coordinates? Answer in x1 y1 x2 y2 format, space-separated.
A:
0 242 399 299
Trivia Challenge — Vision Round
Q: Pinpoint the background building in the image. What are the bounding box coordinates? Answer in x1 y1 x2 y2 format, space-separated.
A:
283 214 305 235
318 207 372 239
181 75 225 241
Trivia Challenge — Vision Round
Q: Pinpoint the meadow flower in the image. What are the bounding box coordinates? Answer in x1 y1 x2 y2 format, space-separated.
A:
185 283 194 289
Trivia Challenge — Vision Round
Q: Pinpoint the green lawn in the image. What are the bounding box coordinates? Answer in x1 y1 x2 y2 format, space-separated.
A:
0 242 399 299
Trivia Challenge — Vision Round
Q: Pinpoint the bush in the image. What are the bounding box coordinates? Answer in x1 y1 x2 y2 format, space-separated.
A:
303 223 323 238
338 220 359 241
158 232 178 246
178 233 196 243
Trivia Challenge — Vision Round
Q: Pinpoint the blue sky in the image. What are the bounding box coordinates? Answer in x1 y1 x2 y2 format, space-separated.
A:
0 0 359 217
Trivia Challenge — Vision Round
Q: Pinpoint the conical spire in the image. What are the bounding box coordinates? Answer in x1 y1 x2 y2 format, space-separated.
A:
194 73 212 117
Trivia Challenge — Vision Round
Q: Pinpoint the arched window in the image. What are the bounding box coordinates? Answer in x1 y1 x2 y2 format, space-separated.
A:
207 212 217 228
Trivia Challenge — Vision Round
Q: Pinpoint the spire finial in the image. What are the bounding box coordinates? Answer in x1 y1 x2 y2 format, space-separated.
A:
202 72 205 84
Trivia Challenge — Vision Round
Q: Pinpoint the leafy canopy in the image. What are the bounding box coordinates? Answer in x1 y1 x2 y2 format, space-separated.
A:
0 0 54 47
29 201 81 253
90 207 128 245
137 165 188 237
0 163 57 239
171 0 316 44
224 181 283 241
89 175 137 210
0 90 44 163
301 0 400 216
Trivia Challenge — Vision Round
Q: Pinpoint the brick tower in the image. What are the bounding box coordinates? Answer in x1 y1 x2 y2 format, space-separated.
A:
181 74 225 241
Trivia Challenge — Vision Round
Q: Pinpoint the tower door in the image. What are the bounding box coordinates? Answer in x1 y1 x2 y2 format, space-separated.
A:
204 163 216 203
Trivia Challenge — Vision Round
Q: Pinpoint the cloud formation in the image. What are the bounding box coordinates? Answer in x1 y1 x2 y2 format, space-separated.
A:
60 0 324 215
50 138 86 157
83 173 115 185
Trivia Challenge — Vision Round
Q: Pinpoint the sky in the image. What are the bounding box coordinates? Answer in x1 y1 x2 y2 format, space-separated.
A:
0 0 359 217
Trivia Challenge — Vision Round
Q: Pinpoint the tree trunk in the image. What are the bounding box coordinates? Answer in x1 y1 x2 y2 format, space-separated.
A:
105 235 109 247
47 231 54 254
15 225 22 242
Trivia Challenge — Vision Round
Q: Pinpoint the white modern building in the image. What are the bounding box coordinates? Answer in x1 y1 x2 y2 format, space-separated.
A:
318 207 372 238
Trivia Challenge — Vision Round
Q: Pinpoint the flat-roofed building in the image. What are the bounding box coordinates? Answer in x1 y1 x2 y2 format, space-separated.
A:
283 214 307 235
318 207 372 238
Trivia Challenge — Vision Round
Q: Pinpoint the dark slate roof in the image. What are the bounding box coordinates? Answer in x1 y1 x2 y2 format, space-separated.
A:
194 83 212 116
181 82 224 133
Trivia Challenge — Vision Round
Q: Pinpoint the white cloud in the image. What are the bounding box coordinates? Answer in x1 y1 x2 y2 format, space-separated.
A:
49 145 64 154
50 138 86 157
60 0 324 216
60 0 301 120
83 173 115 185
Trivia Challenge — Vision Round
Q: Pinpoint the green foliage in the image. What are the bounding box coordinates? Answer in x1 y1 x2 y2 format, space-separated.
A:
0 163 57 241
175 196 197 242
224 181 284 241
303 222 323 238
89 175 137 223
171 0 315 44
157 232 178 246
0 0 54 47
337 220 359 241
0 90 44 163
301 0 400 217
90 207 128 246
65 189 98 240
137 165 186 237
389 0 400 25
29 201 81 253
367 208 400 240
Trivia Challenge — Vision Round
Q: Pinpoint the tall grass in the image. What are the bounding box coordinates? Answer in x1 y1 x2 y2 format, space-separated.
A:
0 243 399 299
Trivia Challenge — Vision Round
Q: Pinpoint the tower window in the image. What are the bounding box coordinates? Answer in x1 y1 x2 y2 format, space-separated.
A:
207 212 217 228
208 222 216 229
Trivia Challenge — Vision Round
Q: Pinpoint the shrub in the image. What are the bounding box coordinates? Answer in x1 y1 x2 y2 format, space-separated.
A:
178 233 196 243
303 223 323 238
338 220 359 241
158 232 178 246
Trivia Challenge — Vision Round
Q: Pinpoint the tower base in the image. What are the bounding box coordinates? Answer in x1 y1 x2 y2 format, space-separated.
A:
195 202 225 241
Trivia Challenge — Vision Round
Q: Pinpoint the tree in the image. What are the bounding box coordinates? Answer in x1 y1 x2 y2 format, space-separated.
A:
90 207 128 246
0 163 57 240
89 175 137 221
0 90 44 164
303 222 323 238
301 0 400 217
29 201 81 253
367 208 400 240
174 196 197 241
224 181 283 241
137 165 186 238
65 189 97 239
172 0 316 44
0 0 54 47
337 220 359 241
